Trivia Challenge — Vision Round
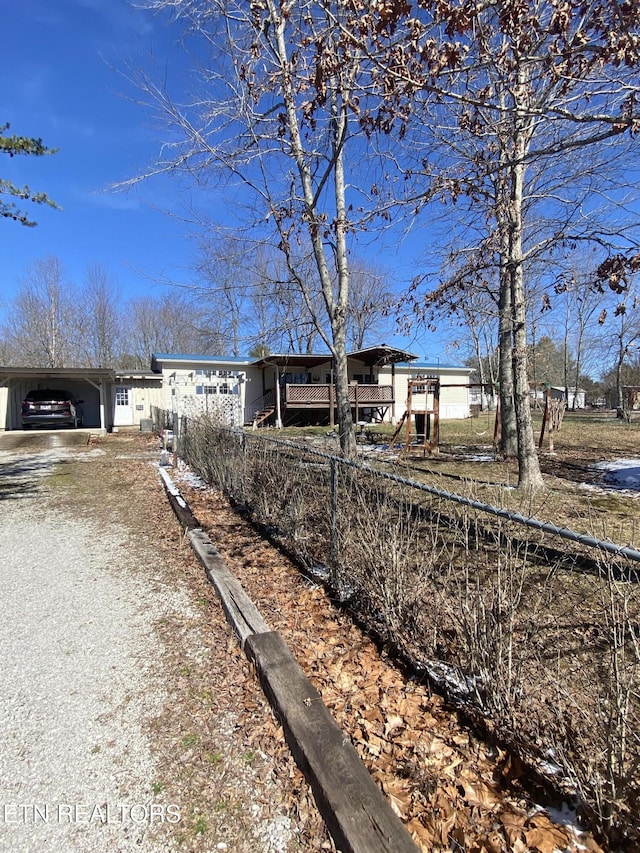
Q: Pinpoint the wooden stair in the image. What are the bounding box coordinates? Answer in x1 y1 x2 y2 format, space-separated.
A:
250 407 275 429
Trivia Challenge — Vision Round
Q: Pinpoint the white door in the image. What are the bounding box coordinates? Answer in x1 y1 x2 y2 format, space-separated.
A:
114 386 134 426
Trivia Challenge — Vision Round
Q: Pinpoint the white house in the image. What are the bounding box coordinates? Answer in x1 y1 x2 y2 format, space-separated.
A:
0 346 471 433
151 347 472 427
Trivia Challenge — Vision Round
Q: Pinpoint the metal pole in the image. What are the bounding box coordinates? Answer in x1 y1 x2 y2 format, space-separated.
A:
330 458 339 572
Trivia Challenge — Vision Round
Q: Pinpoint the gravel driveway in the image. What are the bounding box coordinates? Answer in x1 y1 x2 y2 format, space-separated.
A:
0 432 311 853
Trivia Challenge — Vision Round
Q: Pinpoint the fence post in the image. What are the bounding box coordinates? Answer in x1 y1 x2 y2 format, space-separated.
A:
240 430 247 504
330 457 339 577
172 412 179 468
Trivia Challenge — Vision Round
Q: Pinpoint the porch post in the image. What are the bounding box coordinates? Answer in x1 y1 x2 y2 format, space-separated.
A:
99 380 106 433
275 367 283 429
391 362 397 424
329 362 335 428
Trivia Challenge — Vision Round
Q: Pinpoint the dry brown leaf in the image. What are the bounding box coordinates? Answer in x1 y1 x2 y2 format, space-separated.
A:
460 779 501 810
581 836 606 853
384 713 405 739
407 817 435 851
525 818 571 853
501 810 527 846
423 735 455 759
388 792 411 820
437 808 458 846
441 755 464 778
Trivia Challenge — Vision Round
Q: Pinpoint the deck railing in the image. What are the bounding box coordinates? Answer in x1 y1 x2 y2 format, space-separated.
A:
284 383 393 406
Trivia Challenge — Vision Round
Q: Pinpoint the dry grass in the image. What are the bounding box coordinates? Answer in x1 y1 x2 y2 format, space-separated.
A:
39 432 330 852
365 411 640 547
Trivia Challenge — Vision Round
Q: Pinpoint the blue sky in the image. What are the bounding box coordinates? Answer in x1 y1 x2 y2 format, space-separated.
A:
0 0 438 357
0 0 207 307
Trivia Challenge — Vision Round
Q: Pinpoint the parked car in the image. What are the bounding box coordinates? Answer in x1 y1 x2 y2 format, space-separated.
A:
21 389 83 429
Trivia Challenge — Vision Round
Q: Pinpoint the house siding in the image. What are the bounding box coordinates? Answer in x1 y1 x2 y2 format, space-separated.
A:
112 378 164 428
381 365 471 422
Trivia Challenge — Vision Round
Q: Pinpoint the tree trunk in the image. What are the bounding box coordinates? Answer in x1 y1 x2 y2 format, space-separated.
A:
498 253 518 457
616 331 625 417
563 300 570 405
268 2 356 457
508 85 545 490
494 126 518 456
483 326 498 409
573 330 582 411
331 98 357 458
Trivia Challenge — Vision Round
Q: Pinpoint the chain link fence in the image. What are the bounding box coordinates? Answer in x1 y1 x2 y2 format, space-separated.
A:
174 413 639 845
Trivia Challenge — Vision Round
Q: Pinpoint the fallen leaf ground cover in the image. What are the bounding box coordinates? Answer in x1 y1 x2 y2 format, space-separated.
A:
175 463 608 853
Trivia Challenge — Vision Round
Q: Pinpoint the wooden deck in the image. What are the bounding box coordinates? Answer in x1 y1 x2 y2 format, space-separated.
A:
247 384 395 427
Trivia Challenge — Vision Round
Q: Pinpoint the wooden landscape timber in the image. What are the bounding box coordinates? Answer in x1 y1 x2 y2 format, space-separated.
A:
159 467 420 853
246 631 420 853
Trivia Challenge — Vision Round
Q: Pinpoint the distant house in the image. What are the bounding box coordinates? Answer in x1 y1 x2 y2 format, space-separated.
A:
529 384 586 410
151 346 472 428
550 386 585 409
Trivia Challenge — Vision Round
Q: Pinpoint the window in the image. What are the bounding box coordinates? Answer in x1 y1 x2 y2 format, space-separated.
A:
204 385 217 395
284 372 310 384
219 383 230 395
115 387 130 406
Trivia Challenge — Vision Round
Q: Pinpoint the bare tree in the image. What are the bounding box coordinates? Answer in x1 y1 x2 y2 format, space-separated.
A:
75 264 123 367
3 256 74 367
124 293 205 368
194 237 253 357
129 0 396 456
601 285 640 418
553 268 607 408
346 261 394 350
355 0 640 487
193 236 325 354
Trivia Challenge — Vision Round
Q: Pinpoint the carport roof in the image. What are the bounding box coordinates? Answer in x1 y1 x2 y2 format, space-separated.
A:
0 367 116 382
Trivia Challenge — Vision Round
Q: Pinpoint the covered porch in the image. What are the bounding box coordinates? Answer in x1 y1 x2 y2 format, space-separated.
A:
249 345 417 428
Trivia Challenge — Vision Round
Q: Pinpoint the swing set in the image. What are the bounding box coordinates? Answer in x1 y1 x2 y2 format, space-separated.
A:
390 377 441 457
389 380 562 457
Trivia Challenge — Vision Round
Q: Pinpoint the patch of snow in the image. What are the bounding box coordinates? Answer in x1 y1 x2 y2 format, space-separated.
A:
593 457 640 490
172 463 210 491
417 659 483 707
538 760 565 777
581 457 640 496
531 801 588 848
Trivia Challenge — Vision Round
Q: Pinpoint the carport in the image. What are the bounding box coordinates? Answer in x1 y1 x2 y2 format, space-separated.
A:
0 367 116 433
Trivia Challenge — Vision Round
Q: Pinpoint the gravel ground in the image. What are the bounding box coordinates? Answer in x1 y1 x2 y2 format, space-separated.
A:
0 433 312 853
